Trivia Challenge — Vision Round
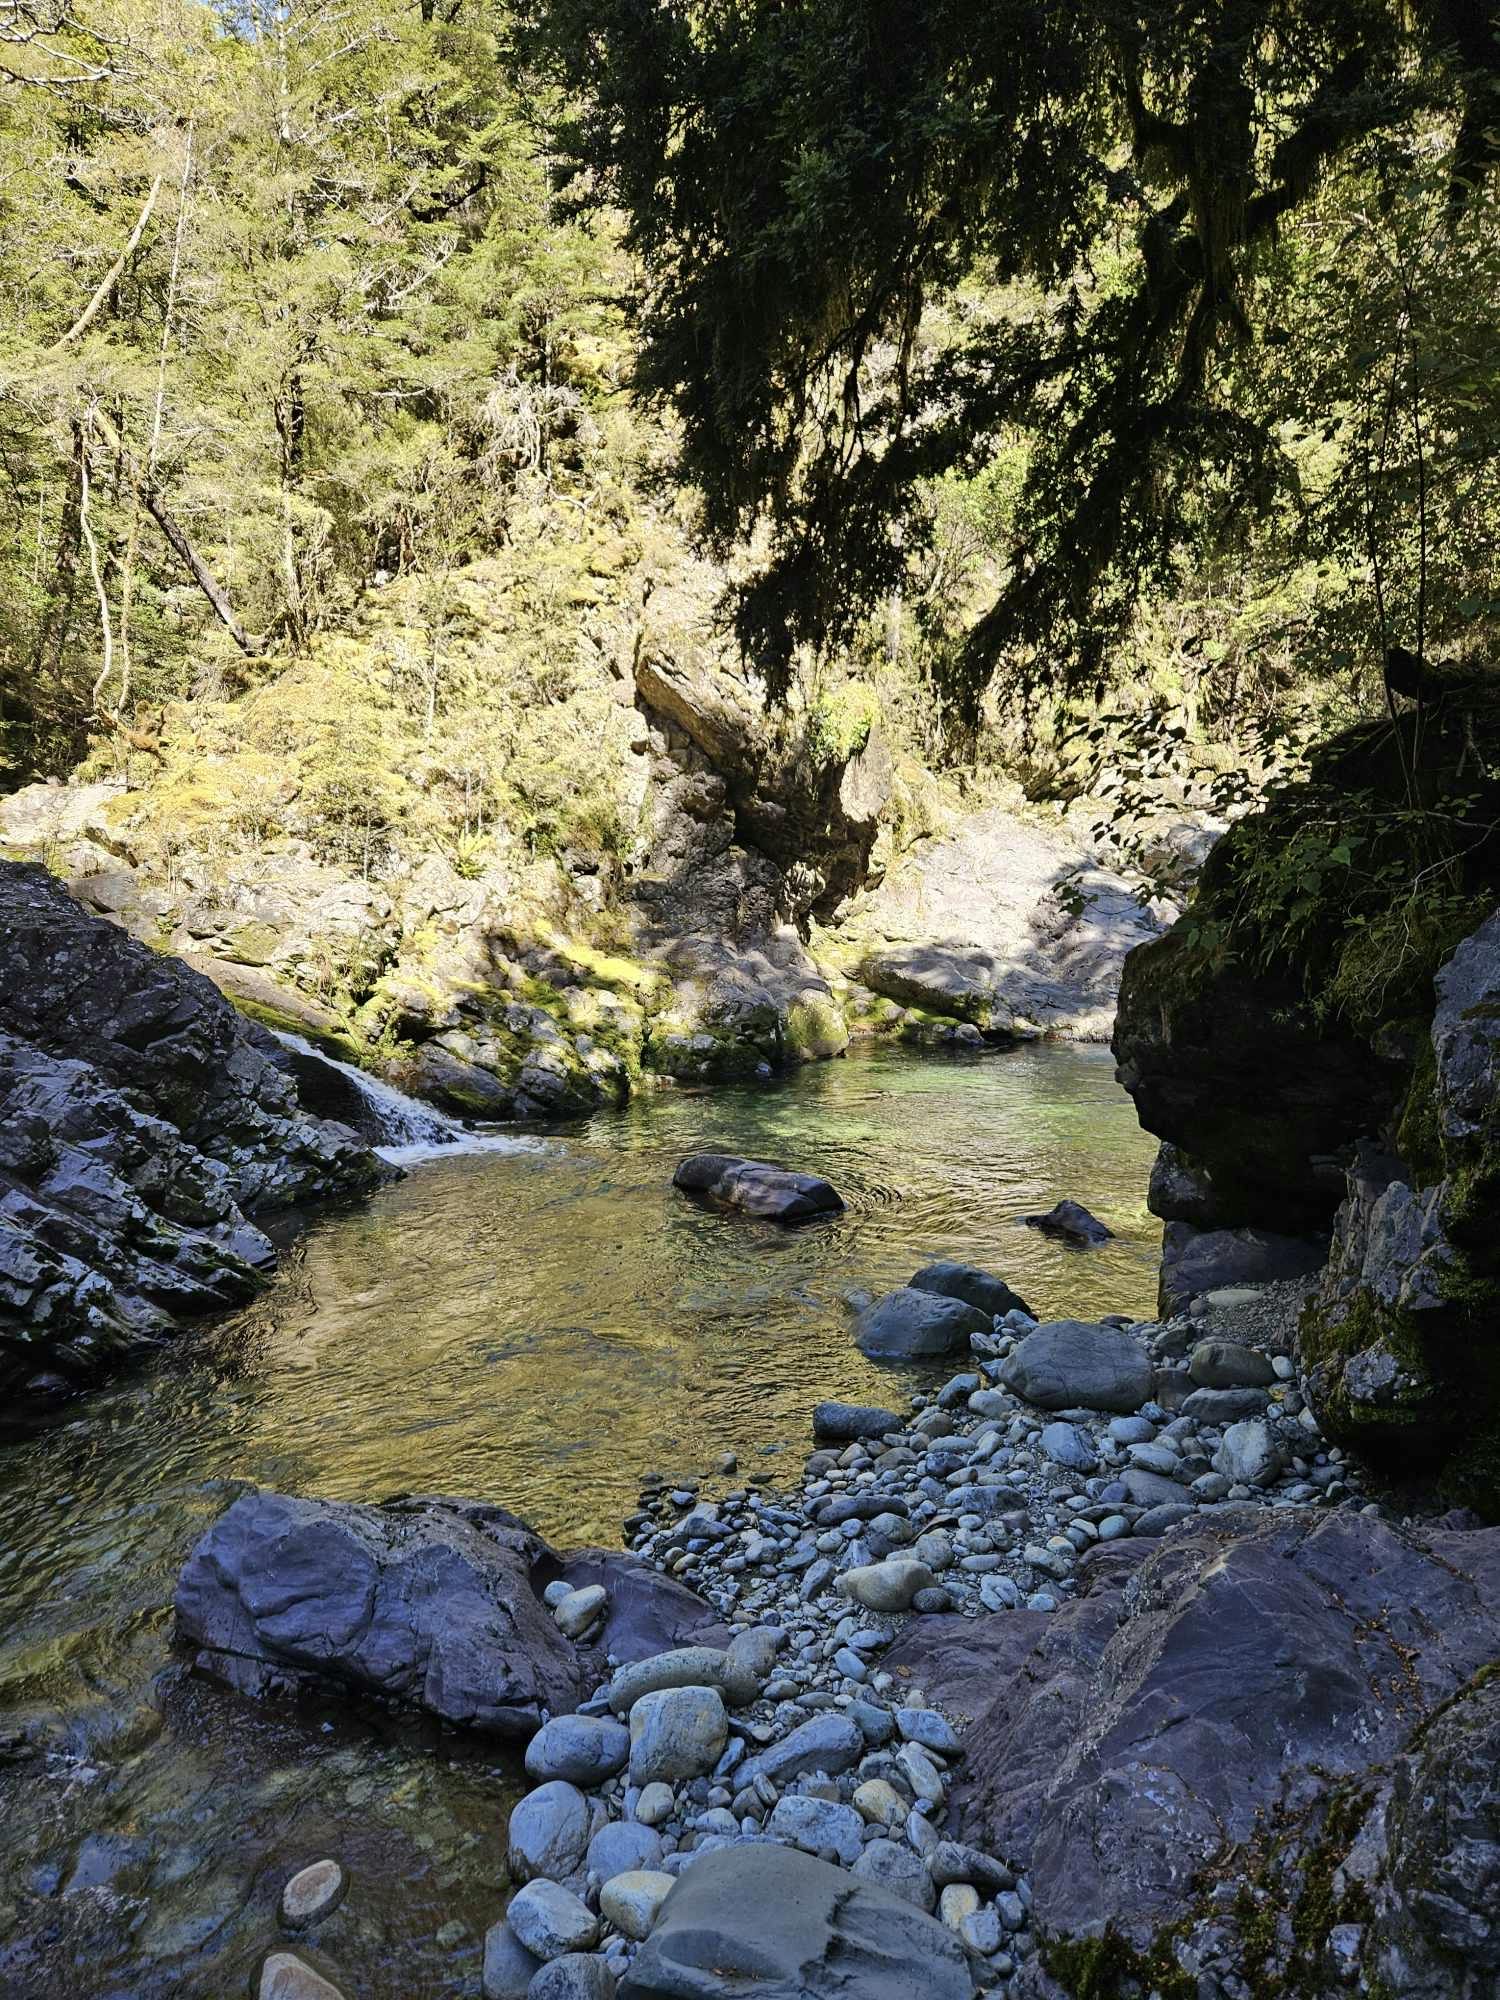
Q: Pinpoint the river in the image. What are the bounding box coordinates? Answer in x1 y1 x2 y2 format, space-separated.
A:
0 1040 1157 1997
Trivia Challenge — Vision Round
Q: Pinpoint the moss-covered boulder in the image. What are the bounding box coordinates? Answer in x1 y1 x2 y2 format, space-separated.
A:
1302 911 1500 1507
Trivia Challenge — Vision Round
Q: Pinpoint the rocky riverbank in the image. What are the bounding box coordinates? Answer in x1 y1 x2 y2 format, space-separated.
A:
0 860 386 1410
171 1263 1500 2000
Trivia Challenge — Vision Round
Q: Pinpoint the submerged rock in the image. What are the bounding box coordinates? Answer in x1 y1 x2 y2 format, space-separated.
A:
908 1257 1033 1319
671 1153 844 1222
1023 1199 1113 1246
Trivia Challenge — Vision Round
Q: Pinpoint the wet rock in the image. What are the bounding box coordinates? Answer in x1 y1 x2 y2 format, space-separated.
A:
281 1859 344 1925
908 1258 1033 1320
672 1154 843 1222
854 1287 990 1360
618 1843 972 1999
1023 1199 1112 1246
999 1320 1153 1413
259 1953 346 2000
175 1490 583 1734
811 1400 903 1442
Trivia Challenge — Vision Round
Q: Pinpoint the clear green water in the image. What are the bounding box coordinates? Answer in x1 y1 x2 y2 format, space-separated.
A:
0 1040 1156 1998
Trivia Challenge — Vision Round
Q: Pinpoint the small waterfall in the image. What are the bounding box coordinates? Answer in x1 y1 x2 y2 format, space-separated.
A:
272 1031 543 1166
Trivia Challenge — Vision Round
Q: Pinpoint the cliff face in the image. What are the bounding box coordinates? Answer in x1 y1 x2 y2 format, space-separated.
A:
0 862 385 1407
1113 708 1500 1510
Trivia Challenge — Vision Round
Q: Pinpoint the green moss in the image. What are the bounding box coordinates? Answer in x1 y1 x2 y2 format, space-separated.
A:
1394 1036 1443 1186
785 992 849 1061
1042 1923 1196 1999
230 993 365 1065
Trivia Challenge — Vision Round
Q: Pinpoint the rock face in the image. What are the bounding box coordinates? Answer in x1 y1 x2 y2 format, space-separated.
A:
174 1489 724 1735
671 1154 844 1223
829 801 1170 1042
618 1842 975 2000
1158 1218 1325 1314
0 861 383 1401
1299 910 1500 1504
886 1507 1500 1998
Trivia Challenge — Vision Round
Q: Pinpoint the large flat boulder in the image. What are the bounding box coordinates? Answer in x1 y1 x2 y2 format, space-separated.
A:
618 1841 975 2000
175 1490 728 1739
854 1286 990 1360
672 1153 843 1222
998 1319 1152 1413
885 1508 1500 1997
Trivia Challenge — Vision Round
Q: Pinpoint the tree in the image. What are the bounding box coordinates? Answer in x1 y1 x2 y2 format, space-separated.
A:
516 0 1500 715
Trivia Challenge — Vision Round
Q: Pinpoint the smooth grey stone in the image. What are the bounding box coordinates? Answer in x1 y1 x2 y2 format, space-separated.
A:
620 1842 968 1997
1213 1419 1286 1488
528 1954 617 1999
740 1713 864 1788
895 1709 962 1757
628 1686 728 1785
855 1288 991 1360
508 1783 594 1885
849 1837 938 1911
483 1920 542 2000
812 1401 903 1442
908 1259 1033 1320
672 1153 843 1222
587 1822 664 1881
1040 1422 1098 1472
999 1321 1153 1414
1181 1386 1272 1423
767 1795 865 1865
526 1715 631 1787
507 1880 600 1961
1188 1339 1277 1389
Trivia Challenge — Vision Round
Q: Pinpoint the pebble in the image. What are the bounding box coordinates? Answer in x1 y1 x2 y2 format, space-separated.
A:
280 1859 344 1925
552 1586 608 1639
259 1954 346 2000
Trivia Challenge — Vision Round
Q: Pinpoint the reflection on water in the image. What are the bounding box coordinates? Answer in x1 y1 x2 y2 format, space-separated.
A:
0 1040 1156 1998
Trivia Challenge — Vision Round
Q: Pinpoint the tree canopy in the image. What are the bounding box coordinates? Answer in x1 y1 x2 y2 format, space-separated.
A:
518 0 1500 714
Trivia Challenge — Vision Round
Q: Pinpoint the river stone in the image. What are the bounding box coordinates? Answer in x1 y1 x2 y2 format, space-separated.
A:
1181 1386 1271 1423
587 1821 664 1880
840 1558 935 1613
260 1954 346 2000
281 1859 344 1925
526 1714 631 1787
599 1868 676 1941
507 1881 600 1961
633 1783 675 1826
1040 1420 1098 1472
908 1258 1034 1320
528 1955 618 2000
811 1400 903 1442
627 1685 727 1784
507 1782 595 1884
767 1794 865 1865
721 1625 781 1704
553 1585 608 1639
849 1837 939 1911
175 1489 584 1735
999 1320 1153 1413
672 1154 844 1222
607 1647 730 1716
854 1287 990 1359
1213 1418 1286 1487
1189 1339 1277 1389
483 1921 543 2000
853 1778 906 1827
740 1712 865 1787
1023 1198 1113 1245
618 1843 970 2000
1125 1467 1188 1508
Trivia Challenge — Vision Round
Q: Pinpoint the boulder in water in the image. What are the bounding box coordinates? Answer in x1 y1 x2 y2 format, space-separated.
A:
1022 1198 1113 1246
908 1257 1033 1319
672 1153 843 1221
854 1286 990 1359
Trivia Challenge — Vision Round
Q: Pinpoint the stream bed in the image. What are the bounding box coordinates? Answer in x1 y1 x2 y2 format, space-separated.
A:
0 1040 1157 1998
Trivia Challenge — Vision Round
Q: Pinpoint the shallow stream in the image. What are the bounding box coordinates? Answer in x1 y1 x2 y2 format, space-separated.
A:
0 1041 1157 1998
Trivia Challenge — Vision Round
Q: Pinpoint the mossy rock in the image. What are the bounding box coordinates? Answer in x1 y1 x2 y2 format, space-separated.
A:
785 991 849 1062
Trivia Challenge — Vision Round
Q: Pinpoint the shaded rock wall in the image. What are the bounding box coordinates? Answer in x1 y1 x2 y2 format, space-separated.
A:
0 861 384 1402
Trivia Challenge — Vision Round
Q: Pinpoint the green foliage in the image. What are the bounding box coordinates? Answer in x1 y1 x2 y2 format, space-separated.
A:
805 680 880 764
518 0 1499 715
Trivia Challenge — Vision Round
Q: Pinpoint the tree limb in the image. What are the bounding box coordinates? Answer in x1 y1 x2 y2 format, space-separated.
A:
48 172 163 350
